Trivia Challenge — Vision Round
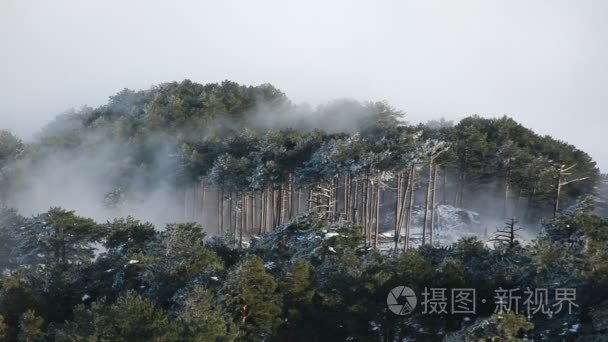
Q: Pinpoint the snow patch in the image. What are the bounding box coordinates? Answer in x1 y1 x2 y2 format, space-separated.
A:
324 232 339 239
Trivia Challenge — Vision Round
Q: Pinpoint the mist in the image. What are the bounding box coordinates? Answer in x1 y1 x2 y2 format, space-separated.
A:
1 91 400 230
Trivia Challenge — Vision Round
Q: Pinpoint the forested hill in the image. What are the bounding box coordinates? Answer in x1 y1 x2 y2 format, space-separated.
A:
0 79 600 229
0 80 607 341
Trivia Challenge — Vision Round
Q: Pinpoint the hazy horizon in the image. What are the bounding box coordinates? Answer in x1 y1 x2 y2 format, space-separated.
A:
2 0 607 171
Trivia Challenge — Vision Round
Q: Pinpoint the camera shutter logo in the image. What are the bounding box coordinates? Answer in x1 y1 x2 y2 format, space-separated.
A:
387 286 417 315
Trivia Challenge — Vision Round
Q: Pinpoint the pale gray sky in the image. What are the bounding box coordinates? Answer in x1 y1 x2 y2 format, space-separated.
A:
1 0 607 171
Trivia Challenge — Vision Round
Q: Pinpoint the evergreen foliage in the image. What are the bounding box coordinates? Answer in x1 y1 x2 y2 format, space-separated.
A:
0 80 605 340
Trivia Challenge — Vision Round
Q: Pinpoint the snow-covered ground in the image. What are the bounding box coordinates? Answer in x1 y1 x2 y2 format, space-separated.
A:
378 204 483 251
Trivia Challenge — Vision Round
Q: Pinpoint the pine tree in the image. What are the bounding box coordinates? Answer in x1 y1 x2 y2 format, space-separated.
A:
223 255 282 340
0 277 40 341
177 285 236 341
17 207 99 266
18 310 45 342
54 291 179 341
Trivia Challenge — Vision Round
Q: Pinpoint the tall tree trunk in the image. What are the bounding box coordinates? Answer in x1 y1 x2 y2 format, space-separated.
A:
394 172 410 251
442 166 447 205
228 192 233 234
200 181 206 223
288 174 293 220
246 192 250 233
328 179 334 222
297 187 302 216
363 178 370 246
271 187 277 228
308 187 313 212
394 174 403 250
430 165 438 246
353 179 359 225
423 162 434 245
259 189 265 235
404 166 416 251
374 183 381 249
554 166 563 218
239 192 244 249
278 185 284 225
399 168 412 247
344 175 351 222
219 187 224 234
503 170 511 219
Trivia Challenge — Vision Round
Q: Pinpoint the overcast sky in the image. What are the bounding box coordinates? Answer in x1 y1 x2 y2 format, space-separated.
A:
1 0 606 171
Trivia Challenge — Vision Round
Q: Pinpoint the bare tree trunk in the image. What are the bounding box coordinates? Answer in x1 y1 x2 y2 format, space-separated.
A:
363 178 370 246
278 185 284 225
184 187 188 222
272 187 277 228
228 192 234 234
334 176 346 221
503 169 511 219
404 166 416 251
374 183 381 249
192 185 197 222
554 167 563 218
245 192 250 232
261 189 265 234
423 162 434 245
250 191 254 232
328 179 334 222
394 172 409 250
343 175 350 222
430 165 438 246
200 181 206 224
219 187 224 234
353 179 359 225
308 187 313 212
239 192 244 249
367 181 374 248
398 168 412 247
442 166 447 204
281 183 286 224
553 164 588 217
297 187 302 216
288 174 293 220
278 184 283 225
394 173 402 250
262 190 266 231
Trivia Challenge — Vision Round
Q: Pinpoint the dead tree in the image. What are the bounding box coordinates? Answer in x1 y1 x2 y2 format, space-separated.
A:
490 218 522 249
553 163 589 217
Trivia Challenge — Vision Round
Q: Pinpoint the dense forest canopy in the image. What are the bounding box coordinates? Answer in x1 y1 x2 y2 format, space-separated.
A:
0 80 600 225
0 80 606 341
